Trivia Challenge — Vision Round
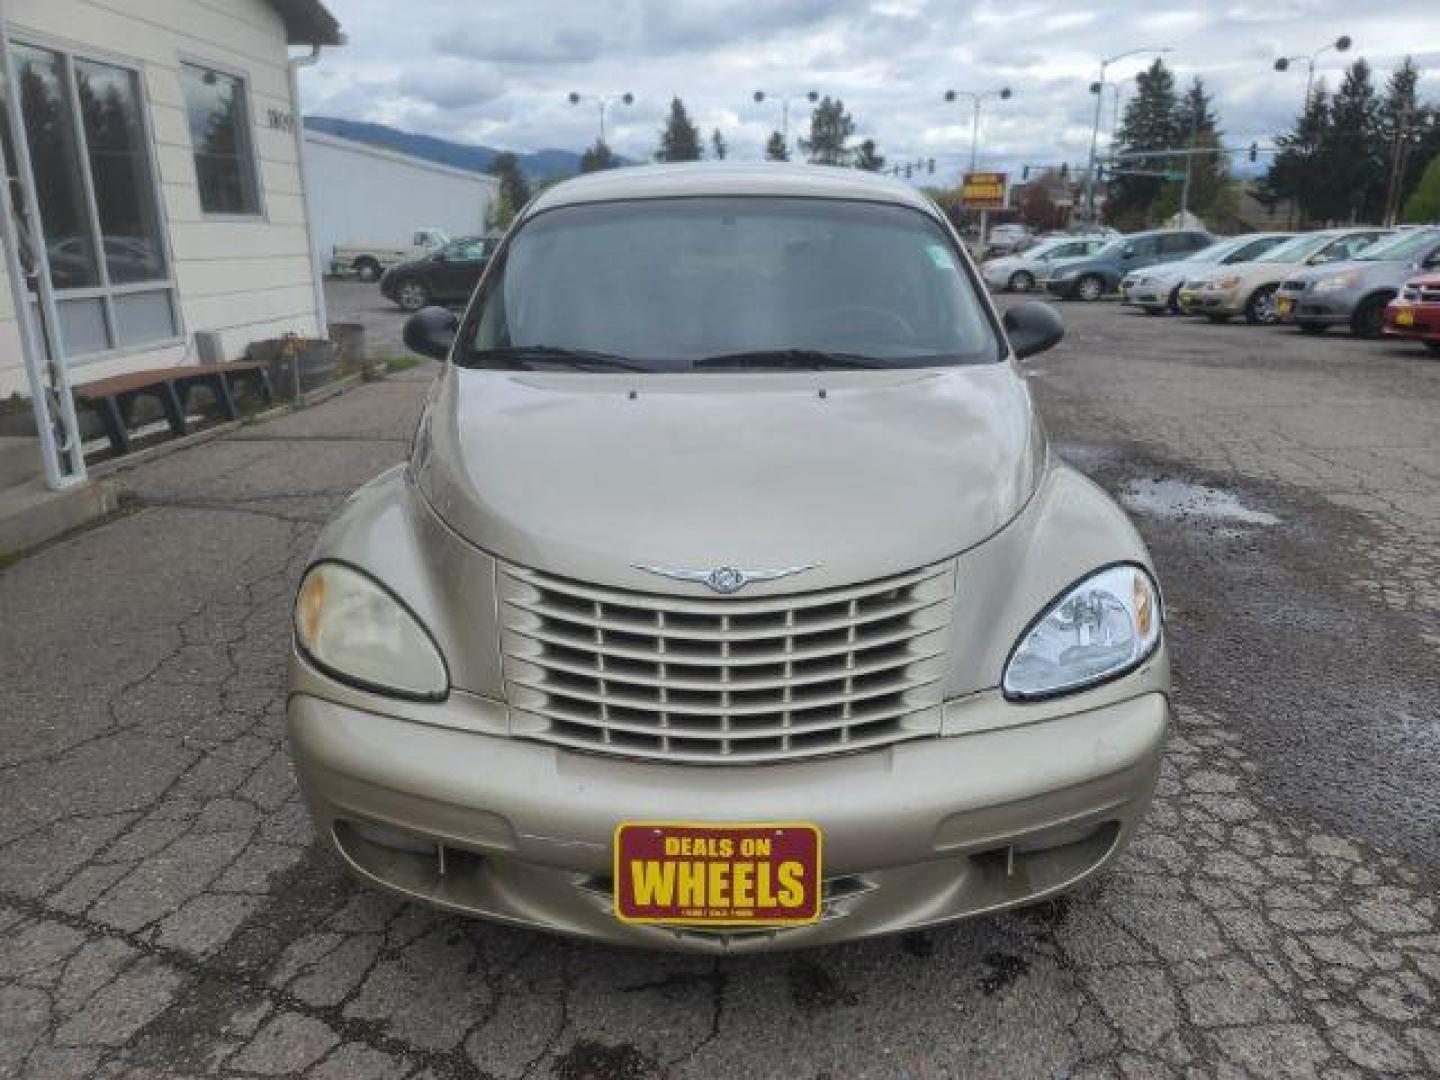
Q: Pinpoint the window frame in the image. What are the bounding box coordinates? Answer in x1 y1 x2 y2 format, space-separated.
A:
178 54 266 222
9 33 184 364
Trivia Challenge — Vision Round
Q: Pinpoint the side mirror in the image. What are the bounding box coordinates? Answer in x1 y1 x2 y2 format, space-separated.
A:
403 306 459 361
1004 301 1065 360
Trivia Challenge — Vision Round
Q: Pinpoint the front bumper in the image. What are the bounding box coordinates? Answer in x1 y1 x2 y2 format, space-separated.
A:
1384 301 1440 341
1275 288 1354 325
1178 286 1241 316
288 681 1168 952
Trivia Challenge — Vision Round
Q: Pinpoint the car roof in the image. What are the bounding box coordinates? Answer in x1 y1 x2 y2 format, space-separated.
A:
524 163 941 220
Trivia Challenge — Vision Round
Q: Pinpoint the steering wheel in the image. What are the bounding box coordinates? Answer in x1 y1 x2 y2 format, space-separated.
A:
811 304 917 343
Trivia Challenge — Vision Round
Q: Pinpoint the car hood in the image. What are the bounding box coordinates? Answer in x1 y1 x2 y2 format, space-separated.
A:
1290 258 1418 288
1139 258 1211 283
413 365 1045 592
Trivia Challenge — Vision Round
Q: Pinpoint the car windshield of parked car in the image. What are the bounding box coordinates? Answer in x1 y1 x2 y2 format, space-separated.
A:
461 197 1000 371
1351 230 1440 262
1253 233 1333 263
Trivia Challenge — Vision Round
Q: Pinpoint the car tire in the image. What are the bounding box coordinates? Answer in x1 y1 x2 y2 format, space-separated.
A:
354 258 382 283
1166 286 1183 314
1245 285 1278 325
1349 295 1390 339
1426 341 1440 354
1076 274 1105 302
395 280 430 313
1008 270 1035 292
1143 306 1164 316
1297 321 1327 335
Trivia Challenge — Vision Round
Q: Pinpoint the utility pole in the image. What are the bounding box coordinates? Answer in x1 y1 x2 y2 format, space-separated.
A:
943 87 1011 247
753 90 819 158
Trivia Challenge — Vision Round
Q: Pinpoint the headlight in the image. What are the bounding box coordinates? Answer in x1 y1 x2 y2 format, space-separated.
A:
1002 565 1162 700
1314 271 1360 292
1213 275 1242 290
294 562 448 699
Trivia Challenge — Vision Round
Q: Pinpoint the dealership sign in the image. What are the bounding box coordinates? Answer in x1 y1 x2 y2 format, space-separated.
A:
962 172 1007 210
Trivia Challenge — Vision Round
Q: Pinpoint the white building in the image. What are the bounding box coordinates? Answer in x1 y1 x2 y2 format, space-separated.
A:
303 129 499 278
0 0 341 486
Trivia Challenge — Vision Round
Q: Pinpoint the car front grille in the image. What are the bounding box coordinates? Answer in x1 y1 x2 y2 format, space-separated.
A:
497 560 956 763
1405 284 1440 302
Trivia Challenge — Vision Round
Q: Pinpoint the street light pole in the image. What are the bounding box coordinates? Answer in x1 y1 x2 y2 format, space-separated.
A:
568 91 634 146
1272 36 1351 227
753 90 818 158
1084 46 1173 225
943 87 1011 245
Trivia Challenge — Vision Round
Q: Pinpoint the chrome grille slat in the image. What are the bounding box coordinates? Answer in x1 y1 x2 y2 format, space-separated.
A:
499 560 955 763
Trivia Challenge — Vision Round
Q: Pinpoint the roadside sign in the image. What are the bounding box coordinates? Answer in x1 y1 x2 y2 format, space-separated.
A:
962 172 1007 210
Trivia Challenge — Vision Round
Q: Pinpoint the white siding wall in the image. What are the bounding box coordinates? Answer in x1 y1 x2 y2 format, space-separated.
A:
0 0 323 398
304 132 499 277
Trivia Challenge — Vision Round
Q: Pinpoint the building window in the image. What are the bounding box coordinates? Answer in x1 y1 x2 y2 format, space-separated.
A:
180 63 260 216
10 43 179 359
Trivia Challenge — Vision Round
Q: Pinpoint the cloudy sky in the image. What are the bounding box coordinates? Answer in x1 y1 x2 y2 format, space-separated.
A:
298 0 1440 182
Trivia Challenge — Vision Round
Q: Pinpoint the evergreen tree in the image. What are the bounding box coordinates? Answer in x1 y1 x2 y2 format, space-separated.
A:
764 130 789 161
1403 151 1440 222
1318 59 1382 223
655 97 702 162
1108 59 1180 228
852 139 885 171
1260 82 1330 225
800 97 854 166
580 139 618 173
484 152 531 231
710 128 727 161
1379 58 1432 218
1156 77 1231 225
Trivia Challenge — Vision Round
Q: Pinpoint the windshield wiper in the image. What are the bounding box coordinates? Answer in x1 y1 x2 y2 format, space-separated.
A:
469 345 649 372
693 348 885 371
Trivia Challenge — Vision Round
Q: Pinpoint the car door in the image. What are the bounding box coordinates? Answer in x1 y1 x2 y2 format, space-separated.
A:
1127 235 1164 270
430 239 489 301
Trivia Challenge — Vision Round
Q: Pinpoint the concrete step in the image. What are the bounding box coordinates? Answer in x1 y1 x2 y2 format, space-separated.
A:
0 476 119 558
0 436 41 491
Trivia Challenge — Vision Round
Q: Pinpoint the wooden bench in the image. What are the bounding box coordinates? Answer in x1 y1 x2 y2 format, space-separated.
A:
73 360 273 456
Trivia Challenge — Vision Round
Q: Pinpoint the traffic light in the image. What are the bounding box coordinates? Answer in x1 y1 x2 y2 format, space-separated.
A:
1249 142 1258 163
1060 163 1069 179
1022 165 1030 180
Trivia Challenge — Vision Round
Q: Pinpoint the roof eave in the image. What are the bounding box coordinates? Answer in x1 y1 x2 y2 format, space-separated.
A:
267 0 344 47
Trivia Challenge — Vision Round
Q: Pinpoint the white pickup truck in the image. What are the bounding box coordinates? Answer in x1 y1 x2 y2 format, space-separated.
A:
331 227 450 282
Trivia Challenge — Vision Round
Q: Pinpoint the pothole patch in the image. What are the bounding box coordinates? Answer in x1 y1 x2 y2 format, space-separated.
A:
1119 477 1281 526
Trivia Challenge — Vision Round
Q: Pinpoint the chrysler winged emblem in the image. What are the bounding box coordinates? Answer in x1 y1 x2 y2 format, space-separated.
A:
633 563 816 595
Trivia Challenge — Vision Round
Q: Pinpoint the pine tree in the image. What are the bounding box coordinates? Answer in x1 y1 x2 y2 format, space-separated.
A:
484 152 531 231
580 139 617 173
655 97 702 162
852 139 885 172
1260 81 1330 225
1108 59 1180 228
710 128 727 161
800 97 854 166
764 131 789 162
1379 58 1431 219
1156 78 1231 226
1318 59 1382 223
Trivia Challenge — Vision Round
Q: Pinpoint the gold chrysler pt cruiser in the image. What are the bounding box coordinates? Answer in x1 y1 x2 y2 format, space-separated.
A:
287 164 1169 951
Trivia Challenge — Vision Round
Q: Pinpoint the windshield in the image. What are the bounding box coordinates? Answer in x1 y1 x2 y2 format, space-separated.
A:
1020 239 1069 259
460 197 1000 371
1254 233 1334 263
1352 230 1440 262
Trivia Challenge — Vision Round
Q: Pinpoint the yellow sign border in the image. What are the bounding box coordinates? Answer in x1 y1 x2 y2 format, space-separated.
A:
611 820 824 927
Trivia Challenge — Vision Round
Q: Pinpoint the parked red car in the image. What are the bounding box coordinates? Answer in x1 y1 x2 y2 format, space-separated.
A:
1383 274 1440 352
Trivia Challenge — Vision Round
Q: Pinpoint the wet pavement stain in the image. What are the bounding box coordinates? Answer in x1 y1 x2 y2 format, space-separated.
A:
553 1038 660 1080
786 961 859 1010
978 950 1032 996
1118 476 1282 526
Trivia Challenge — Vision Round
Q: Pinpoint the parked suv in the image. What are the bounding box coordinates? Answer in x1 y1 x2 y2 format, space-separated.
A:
1043 229 1214 301
1121 233 1292 315
287 164 1169 952
1274 227 1440 336
380 235 502 312
981 236 1108 292
1178 228 1391 324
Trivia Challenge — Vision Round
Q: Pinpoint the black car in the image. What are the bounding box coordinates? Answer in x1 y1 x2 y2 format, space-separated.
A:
380 236 501 312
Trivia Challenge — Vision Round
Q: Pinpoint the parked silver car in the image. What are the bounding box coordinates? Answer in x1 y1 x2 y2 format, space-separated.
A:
1120 232 1293 315
1275 227 1440 336
287 164 1169 951
982 236 1108 292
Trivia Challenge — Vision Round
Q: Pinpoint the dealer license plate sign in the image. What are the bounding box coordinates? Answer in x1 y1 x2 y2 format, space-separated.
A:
1395 309 1415 327
1276 296 1293 316
613 822 822 926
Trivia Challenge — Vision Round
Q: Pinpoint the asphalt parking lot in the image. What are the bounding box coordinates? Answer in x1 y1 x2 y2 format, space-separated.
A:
2 284 1438 1079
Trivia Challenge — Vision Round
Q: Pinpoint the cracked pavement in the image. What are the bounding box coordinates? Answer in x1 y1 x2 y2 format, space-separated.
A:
1 285 1437 1078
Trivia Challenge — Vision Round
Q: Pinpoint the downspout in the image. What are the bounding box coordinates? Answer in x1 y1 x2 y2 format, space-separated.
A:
288 42 328 337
